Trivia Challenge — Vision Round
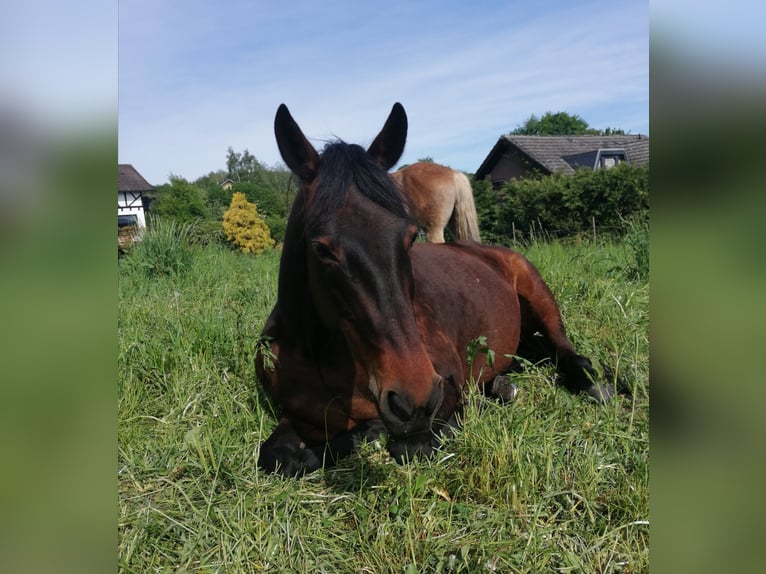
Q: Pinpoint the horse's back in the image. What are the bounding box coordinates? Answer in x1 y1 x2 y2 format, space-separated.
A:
393 162 457 209
395 161 455 184
412 240 526 283
409 241 523 376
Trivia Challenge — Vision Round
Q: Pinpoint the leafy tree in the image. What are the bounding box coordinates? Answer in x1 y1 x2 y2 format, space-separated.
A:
151 176 207 224
599 126 627 135
226 147 263 182
512 111 626 135
222 192 275 254
512 111 589 135
195 169 230 195
203 184 234 218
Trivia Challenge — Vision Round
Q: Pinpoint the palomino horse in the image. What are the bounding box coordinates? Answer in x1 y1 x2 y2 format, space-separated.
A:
392 162 480 243
255 103 613 477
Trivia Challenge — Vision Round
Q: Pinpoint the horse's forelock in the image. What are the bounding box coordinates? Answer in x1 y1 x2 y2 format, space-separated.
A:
309 142 410 225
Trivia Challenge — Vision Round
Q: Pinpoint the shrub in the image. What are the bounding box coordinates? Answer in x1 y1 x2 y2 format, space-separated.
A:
472 178 505 244
475 164 649 242
222 192 276 254
187 218 226 247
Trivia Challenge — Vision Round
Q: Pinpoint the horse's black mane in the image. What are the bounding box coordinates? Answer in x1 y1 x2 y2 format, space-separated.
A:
309 141 410 226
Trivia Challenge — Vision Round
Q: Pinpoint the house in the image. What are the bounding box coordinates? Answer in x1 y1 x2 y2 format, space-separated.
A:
474 134 649 186
118 164 152 246
221 178 235 190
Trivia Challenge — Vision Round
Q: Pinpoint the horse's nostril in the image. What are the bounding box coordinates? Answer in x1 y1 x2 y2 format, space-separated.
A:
387 390 414 422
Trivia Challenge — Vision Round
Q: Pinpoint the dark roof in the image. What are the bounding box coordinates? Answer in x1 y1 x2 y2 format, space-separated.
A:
475 134 649 180
118 164 154 192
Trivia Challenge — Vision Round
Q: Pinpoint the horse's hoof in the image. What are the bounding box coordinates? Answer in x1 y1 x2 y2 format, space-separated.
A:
491 375 519 403
258 442 321 477
585 383 614 403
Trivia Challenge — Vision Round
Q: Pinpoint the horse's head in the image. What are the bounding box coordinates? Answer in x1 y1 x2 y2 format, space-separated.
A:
274 103 444 462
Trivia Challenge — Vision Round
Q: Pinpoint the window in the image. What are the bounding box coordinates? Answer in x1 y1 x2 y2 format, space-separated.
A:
118 214 138 228
594 148 627 170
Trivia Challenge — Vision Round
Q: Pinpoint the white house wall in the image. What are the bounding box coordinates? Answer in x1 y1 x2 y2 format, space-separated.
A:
118 191 146 228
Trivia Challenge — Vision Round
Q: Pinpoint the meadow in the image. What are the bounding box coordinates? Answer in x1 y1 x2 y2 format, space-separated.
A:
118 223 648 573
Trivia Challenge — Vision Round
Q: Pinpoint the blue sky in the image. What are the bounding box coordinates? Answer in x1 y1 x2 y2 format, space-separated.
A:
118 0 648 185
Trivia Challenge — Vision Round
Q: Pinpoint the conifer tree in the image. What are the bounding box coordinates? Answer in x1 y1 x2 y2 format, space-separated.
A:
222 192 275 254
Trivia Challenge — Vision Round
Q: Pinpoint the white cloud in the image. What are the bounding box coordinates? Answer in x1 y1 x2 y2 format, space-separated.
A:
119 1 648 183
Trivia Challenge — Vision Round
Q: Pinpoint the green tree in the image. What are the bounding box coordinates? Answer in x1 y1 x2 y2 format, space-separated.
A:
226 147 263 182
195 169 230 195
151 176 207 224
512 111 626 136
222 192 275 254
513 111 590 135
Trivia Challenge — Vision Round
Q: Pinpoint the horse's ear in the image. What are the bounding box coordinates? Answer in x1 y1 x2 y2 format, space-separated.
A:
274 104 320 182
368 102 407 170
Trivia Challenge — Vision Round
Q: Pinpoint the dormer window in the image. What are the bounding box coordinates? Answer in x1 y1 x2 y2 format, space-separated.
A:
594 148 628 169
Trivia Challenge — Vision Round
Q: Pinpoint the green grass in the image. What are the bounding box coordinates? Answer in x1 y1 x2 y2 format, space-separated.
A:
118 235 648 573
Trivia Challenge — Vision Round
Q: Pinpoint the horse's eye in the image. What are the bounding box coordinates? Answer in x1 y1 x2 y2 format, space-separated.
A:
311 240 339 264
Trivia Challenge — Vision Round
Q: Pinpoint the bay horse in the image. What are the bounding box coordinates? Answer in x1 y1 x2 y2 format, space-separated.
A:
391 162 480 243
255 103 613 477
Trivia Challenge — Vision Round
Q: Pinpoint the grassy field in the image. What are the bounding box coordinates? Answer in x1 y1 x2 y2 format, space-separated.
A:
118 225 648 573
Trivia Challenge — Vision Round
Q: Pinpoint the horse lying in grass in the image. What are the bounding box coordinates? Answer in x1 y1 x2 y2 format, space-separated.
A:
391 161 480 243
255 102 614 477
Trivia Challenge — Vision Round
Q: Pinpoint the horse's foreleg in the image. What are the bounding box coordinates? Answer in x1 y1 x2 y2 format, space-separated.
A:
427 227 446 243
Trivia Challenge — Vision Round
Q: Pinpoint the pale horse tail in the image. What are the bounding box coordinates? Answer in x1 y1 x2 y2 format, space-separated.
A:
451 170 481 242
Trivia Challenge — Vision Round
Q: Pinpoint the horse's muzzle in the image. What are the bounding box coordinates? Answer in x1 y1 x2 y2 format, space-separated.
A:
377 375 444 458
387 431 437 464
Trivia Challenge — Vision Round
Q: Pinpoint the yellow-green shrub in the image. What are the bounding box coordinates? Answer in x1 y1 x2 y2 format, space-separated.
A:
222 192 275 254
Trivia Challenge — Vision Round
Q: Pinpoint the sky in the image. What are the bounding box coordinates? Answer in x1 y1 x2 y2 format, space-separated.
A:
118 0 649 186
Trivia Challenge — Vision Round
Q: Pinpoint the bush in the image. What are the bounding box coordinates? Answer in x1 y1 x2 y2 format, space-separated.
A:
187 218 226 247
475 164 649 242
226 179 293 244
472 178 505 244
222 192 276 254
